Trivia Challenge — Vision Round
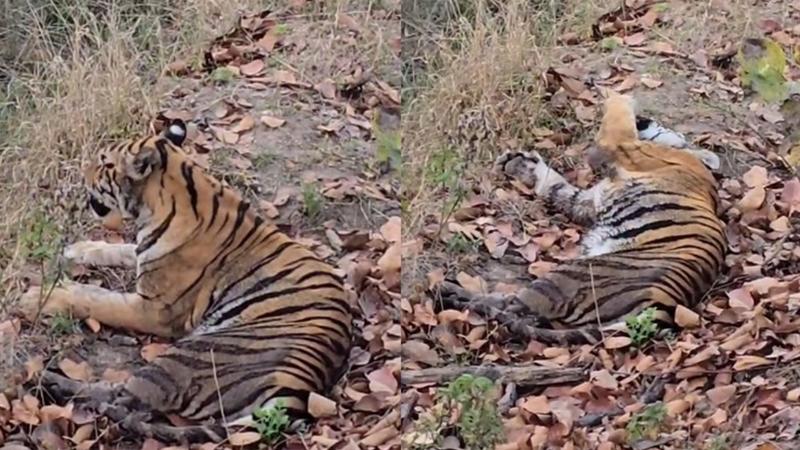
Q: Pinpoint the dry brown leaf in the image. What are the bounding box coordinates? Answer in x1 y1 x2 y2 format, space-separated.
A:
260 115 286 128
623 32 646 46
666 399 690 417
240 59 265 77
25 356 44 381
782 177 800 214
402 340 440 366
360 426 399 447
315 79 337 99
377 243 401 277
426 268 445 289
257 29 281 52
742 166 769 188
84 317 101 333
639 8 658 27
521 395 550 414
259 200 280 219
603 336 631 349
12 396 39 425
380 216 401 243
733 355 772 371
455 272 486 294
675 305 700 328
684 345 719 366
40 403 73 422
231 115 255 134
367 366 398 394
728 287 755 310
738 186 766 212
308 392 338 418
228 431 262 446
706 384 737 406
336 12 361 32
141 343 170 362
58 358 92 382
274 70 299 85
641 76 663 88
591 369 618 390
71 424 94 445
273 187 293 206
210 126 239 144
102 368 131 384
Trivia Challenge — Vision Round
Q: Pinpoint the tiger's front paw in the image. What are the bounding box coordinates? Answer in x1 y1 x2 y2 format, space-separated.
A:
17 286 70 321
493 150 543 189
64 241 136 268
63 241 102 265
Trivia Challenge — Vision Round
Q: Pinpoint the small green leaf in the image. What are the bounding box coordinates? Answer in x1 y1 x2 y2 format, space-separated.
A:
738 38 788 103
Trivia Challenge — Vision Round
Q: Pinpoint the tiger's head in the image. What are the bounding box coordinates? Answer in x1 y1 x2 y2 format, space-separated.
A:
83 120 187 230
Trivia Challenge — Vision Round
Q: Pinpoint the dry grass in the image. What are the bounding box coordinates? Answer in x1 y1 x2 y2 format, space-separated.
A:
0 0 269 311
401 0 595 238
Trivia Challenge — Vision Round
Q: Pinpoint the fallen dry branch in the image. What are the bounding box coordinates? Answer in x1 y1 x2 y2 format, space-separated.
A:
401 364 586 387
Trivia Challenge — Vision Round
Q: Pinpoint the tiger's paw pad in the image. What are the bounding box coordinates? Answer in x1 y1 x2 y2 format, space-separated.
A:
494 150 543 187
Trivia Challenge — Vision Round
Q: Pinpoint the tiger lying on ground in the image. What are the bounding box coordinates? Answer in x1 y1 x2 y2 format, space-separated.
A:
437 93 726 345
18 120 352 443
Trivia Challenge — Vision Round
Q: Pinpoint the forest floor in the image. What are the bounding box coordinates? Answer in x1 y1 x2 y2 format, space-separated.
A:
402 1 800 449
1 2 402 450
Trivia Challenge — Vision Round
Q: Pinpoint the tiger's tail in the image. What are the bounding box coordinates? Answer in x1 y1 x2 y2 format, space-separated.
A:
596 92 638 151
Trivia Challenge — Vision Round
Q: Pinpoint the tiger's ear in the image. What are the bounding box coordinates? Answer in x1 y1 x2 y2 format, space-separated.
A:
164 119 186 147
126 145 159 181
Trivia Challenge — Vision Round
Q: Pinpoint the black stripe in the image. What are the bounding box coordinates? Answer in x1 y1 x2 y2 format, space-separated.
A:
181 161 199 219
605 203 696 228
208 193 220 230
136 198 176 254
208 240 299 309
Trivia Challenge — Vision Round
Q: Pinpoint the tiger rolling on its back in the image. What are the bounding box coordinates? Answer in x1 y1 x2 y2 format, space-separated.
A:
437 93 726 344
19 120 352 442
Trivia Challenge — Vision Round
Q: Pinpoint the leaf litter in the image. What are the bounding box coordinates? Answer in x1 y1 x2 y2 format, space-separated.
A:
404 1 800 449
2 3 400 450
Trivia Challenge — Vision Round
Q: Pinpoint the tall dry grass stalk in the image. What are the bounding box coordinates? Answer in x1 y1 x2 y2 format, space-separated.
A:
0 0 265 308
402 0 574 235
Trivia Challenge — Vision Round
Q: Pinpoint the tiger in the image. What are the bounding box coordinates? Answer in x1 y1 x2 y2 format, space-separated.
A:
436 93 726 345
18 119 352 443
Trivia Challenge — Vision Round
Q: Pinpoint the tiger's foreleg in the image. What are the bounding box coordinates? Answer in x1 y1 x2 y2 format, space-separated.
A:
495 150 601 225
18 283 174 336
64 241 137 268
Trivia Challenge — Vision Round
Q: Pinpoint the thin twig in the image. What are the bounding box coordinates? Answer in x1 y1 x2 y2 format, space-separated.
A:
209 348 230 441
589 262 605 343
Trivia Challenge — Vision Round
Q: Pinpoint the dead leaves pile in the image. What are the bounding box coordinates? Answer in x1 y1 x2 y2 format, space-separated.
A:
167 8 399 142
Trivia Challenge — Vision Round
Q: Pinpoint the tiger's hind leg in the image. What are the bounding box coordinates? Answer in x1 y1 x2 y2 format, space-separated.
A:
63 241 137 268
434 281 598 345
34 371 226 444
495 150 601 225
